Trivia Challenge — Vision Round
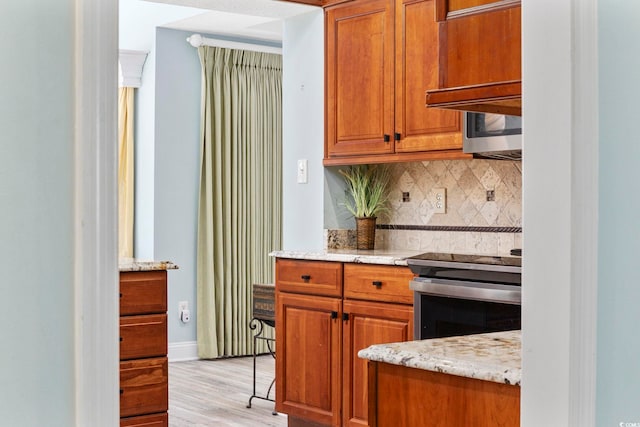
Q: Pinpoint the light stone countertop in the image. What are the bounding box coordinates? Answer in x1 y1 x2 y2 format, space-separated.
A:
119 258 179 272
358 330 521 386
269 249 423 266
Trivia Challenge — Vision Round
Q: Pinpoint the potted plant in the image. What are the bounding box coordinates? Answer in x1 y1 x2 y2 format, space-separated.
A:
339 164 391 250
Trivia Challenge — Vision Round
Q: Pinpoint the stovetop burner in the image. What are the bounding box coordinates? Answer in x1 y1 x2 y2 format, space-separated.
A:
408 252 522 268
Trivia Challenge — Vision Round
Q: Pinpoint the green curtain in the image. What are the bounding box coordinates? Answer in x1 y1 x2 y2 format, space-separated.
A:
196 46 282 358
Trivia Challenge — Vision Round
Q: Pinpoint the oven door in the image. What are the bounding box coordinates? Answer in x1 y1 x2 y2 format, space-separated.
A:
411 278 521 340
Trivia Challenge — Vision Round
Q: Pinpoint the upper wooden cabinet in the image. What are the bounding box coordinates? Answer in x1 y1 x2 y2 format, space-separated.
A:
426 0 522 115
324 0 467 166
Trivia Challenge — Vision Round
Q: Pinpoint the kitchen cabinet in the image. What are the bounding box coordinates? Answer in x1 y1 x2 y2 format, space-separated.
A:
425 0 522 115
367 362 520 426
119 271 169 427
324 0 467 166
275 259 414 427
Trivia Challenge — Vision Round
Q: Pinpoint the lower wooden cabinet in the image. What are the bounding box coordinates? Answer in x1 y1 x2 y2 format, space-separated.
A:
120 271 169 426
276 291 342 426
275 259 414 427
342 300 413 427
120 413 168 427
367 362 520 427
120 357 169 418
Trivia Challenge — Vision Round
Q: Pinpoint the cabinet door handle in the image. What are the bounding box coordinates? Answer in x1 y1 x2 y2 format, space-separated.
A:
119 337 123 342
331 311 338 319
301 275 311 282
394 132 401 141
384 134 390 143
342 312 349 321
372 281 383 288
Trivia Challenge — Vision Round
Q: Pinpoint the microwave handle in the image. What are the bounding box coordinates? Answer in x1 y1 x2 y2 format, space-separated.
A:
409 278 521 305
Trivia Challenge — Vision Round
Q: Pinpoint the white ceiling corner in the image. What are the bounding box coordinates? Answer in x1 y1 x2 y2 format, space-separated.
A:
142 0 318 41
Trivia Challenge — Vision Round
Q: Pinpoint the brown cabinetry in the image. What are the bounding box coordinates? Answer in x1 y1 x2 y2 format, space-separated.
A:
367 362 520 426
119 271 169 427
275 258 414 427
324 0 466 166
426 0 522 115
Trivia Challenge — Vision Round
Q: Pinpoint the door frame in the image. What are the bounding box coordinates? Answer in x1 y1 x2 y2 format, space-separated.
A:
74 0 119 425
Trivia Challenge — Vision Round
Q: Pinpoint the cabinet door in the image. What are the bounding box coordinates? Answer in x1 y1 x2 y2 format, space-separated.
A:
120 271 167 316
343 263 414 305
120 357 168 418
326 0 395 157
120 413 168 427
394 0 461 153
276 258 343 297
342 300 413 427
276 292 342 426
120 314 168 360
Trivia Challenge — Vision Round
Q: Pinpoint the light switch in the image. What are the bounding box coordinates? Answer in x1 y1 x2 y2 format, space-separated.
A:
297 159 308 184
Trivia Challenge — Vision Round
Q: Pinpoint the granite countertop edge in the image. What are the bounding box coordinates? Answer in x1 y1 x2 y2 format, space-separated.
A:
119 258 179 272
358 331 521 386
269 250 423 266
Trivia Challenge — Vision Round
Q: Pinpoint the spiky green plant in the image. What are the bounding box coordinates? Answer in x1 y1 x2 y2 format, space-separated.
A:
339 165 391 218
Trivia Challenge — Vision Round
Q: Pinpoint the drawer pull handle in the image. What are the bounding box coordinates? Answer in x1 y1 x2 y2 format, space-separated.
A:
301 275 311 282
330 311 338 319
372 281 383 288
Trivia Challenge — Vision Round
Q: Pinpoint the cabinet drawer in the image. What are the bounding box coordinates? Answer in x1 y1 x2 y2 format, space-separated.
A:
120 271 167 316
120 314 168 360
120 413 167 427
343 263 414 304
276 258 343 297
120 357 168 418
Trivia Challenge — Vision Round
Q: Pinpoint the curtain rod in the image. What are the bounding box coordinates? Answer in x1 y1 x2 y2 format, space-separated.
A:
186 34 282 55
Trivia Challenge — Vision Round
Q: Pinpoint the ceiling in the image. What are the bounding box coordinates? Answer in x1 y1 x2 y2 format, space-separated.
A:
144 0 318 42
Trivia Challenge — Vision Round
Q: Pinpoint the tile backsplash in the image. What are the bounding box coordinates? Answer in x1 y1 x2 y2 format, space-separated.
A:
326 159 522 254
386 159 521 228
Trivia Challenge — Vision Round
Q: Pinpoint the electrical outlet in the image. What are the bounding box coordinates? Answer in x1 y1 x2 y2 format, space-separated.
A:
178 301 188 315
433 188 446 214
178 301 190 324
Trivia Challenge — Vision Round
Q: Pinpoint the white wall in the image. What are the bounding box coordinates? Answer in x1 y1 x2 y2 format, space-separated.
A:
282 10 326 251
0 1 75 424
120 0 206 258
154 28 203 348
597 1 640 423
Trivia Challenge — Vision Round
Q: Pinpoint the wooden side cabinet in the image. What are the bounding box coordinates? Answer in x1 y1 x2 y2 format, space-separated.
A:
275 258 414 427
119 271 169 427
367 362 520 426
325 0 465 165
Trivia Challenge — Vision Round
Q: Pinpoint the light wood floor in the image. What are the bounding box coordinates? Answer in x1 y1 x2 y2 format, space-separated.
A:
169 355 287 427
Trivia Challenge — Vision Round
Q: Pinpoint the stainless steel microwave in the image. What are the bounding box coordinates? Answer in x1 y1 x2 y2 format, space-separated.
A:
463 112 522 160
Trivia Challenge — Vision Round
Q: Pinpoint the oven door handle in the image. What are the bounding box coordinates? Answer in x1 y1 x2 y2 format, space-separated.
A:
410 278 521 305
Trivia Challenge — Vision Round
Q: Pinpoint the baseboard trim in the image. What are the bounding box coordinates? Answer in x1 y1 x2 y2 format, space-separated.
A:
169 341 199 362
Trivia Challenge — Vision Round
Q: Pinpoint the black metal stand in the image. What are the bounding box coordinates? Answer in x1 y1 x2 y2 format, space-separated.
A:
246 317 277 415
